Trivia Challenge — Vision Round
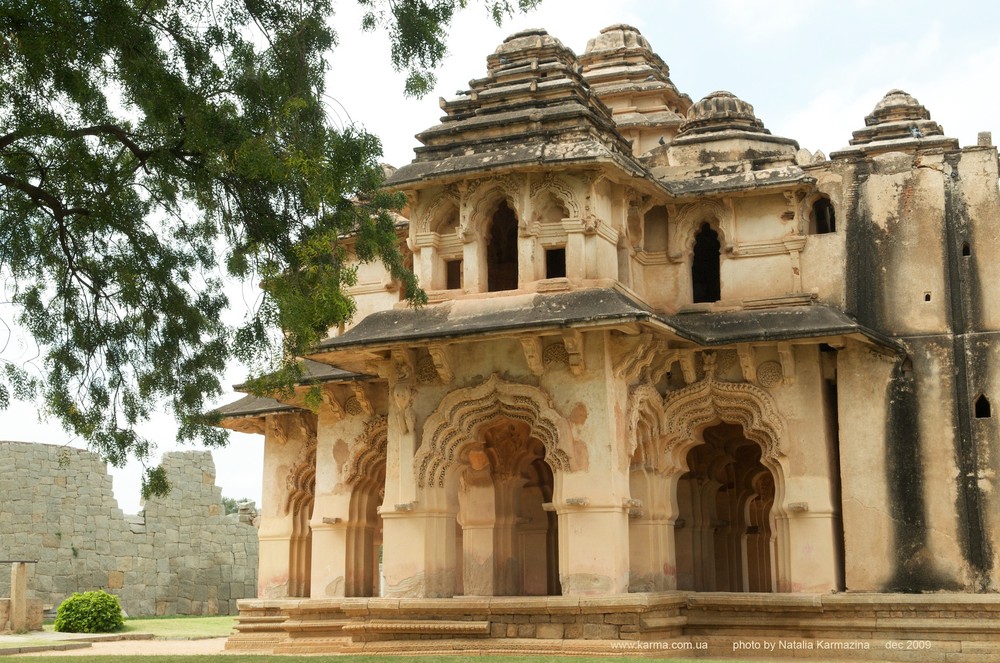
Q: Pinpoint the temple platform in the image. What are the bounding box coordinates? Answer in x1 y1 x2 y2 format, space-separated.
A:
227 592 1000 660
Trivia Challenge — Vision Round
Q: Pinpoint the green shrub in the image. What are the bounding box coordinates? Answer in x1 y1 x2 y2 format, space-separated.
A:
54 590 125 633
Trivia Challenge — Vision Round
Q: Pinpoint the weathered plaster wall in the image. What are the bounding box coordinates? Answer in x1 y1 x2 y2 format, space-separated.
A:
0 441 257 615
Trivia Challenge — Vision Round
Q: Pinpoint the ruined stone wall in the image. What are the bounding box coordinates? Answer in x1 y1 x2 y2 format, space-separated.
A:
0 441 257 616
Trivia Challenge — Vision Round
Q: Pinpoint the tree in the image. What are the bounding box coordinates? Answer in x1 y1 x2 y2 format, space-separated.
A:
0 0 537 496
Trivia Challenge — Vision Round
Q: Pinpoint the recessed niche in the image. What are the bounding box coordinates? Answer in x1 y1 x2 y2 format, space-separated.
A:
975 394 992 419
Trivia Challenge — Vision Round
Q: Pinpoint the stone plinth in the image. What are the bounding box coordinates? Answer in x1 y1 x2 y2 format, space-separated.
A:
227 592 1000 660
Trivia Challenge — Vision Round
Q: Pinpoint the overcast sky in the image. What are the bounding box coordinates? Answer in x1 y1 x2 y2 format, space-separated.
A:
4 0 1000 514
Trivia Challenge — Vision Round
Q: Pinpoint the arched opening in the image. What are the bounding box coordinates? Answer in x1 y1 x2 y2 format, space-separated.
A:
456 418 559 596
975 394 992 419
286 458 315 597
675 423 776 592
487 201 519 292
692 223 721 303
809 197 836 234
346 459 385 597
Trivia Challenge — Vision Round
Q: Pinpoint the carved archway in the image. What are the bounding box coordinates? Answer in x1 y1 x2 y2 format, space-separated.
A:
662 365 786 474
343 415 387 597
282 415 317 598
415 374 573 489
342 415 388 487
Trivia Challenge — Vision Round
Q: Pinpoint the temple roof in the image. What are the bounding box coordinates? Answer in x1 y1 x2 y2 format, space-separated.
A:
833 89 958 157
311 288 900 354
214 394 305 419
387 29 645 187
578 24 691 133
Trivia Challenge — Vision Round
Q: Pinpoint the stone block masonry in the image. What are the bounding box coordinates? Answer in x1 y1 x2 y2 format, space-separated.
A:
0 441 258 616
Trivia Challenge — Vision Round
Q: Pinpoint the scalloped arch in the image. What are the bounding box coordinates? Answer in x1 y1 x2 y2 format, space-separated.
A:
285 445 316 516
529 175 581 219
662 374 785 473
464 180 520 236
415 374 572 488
343 415 388 486
672 200 732 254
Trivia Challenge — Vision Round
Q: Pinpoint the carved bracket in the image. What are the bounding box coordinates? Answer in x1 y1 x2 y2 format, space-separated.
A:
777 342 796 386
614 333 659 383
678 350 697 385
427 344 454 384
736 344 757 383
321 384 345 421
520 337 545 376
562 329 586 376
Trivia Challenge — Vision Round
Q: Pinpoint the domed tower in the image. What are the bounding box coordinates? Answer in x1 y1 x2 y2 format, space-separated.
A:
578 24 692 157
650 90 800 182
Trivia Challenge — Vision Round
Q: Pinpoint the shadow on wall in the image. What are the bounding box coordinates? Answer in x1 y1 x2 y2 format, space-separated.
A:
0 441 258 616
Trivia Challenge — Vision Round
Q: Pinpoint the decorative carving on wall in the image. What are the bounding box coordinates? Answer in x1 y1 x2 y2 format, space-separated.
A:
283 414 318 516
415 374 572 488
345 396 365 416
542 342 569 367
756 361 784 389
662 353 786 471
528 173 581 218
614 333 659 383
343 415 389 487
417 186 460 233
416 355 439 384
628 381 667 472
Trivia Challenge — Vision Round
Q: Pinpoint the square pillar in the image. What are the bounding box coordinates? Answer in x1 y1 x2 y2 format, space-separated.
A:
9 562 27 633
557 505 630 595
381 509 456 598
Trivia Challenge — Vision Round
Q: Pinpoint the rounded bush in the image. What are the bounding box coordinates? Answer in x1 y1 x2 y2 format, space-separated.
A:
54 590 125 633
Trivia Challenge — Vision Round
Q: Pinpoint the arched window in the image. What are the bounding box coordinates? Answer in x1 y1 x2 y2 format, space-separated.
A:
975 394 991 419
809 197 836 234
692 223 721 303
487 201 519 292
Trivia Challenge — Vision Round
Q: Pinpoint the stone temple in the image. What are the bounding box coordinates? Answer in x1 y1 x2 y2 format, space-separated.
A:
218 25 1000 657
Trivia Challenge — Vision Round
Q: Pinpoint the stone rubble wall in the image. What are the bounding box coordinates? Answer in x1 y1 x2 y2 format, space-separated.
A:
0 441 258 616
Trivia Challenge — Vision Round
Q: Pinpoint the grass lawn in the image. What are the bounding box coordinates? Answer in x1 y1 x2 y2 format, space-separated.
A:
2 657 771 663
120 614 236 638
8 616 891 662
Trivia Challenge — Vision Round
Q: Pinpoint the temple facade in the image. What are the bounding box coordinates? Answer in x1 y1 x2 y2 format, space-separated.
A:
219 25 1000 655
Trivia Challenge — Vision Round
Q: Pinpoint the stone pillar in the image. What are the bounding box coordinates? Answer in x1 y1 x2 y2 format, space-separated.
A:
628 470 676 591
381 508 457 598
309 521 348 597
412 233 440 290
557 503 630 594
458 473 495 596
9 563 27 633
492 475 523 595
564 226 586 281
